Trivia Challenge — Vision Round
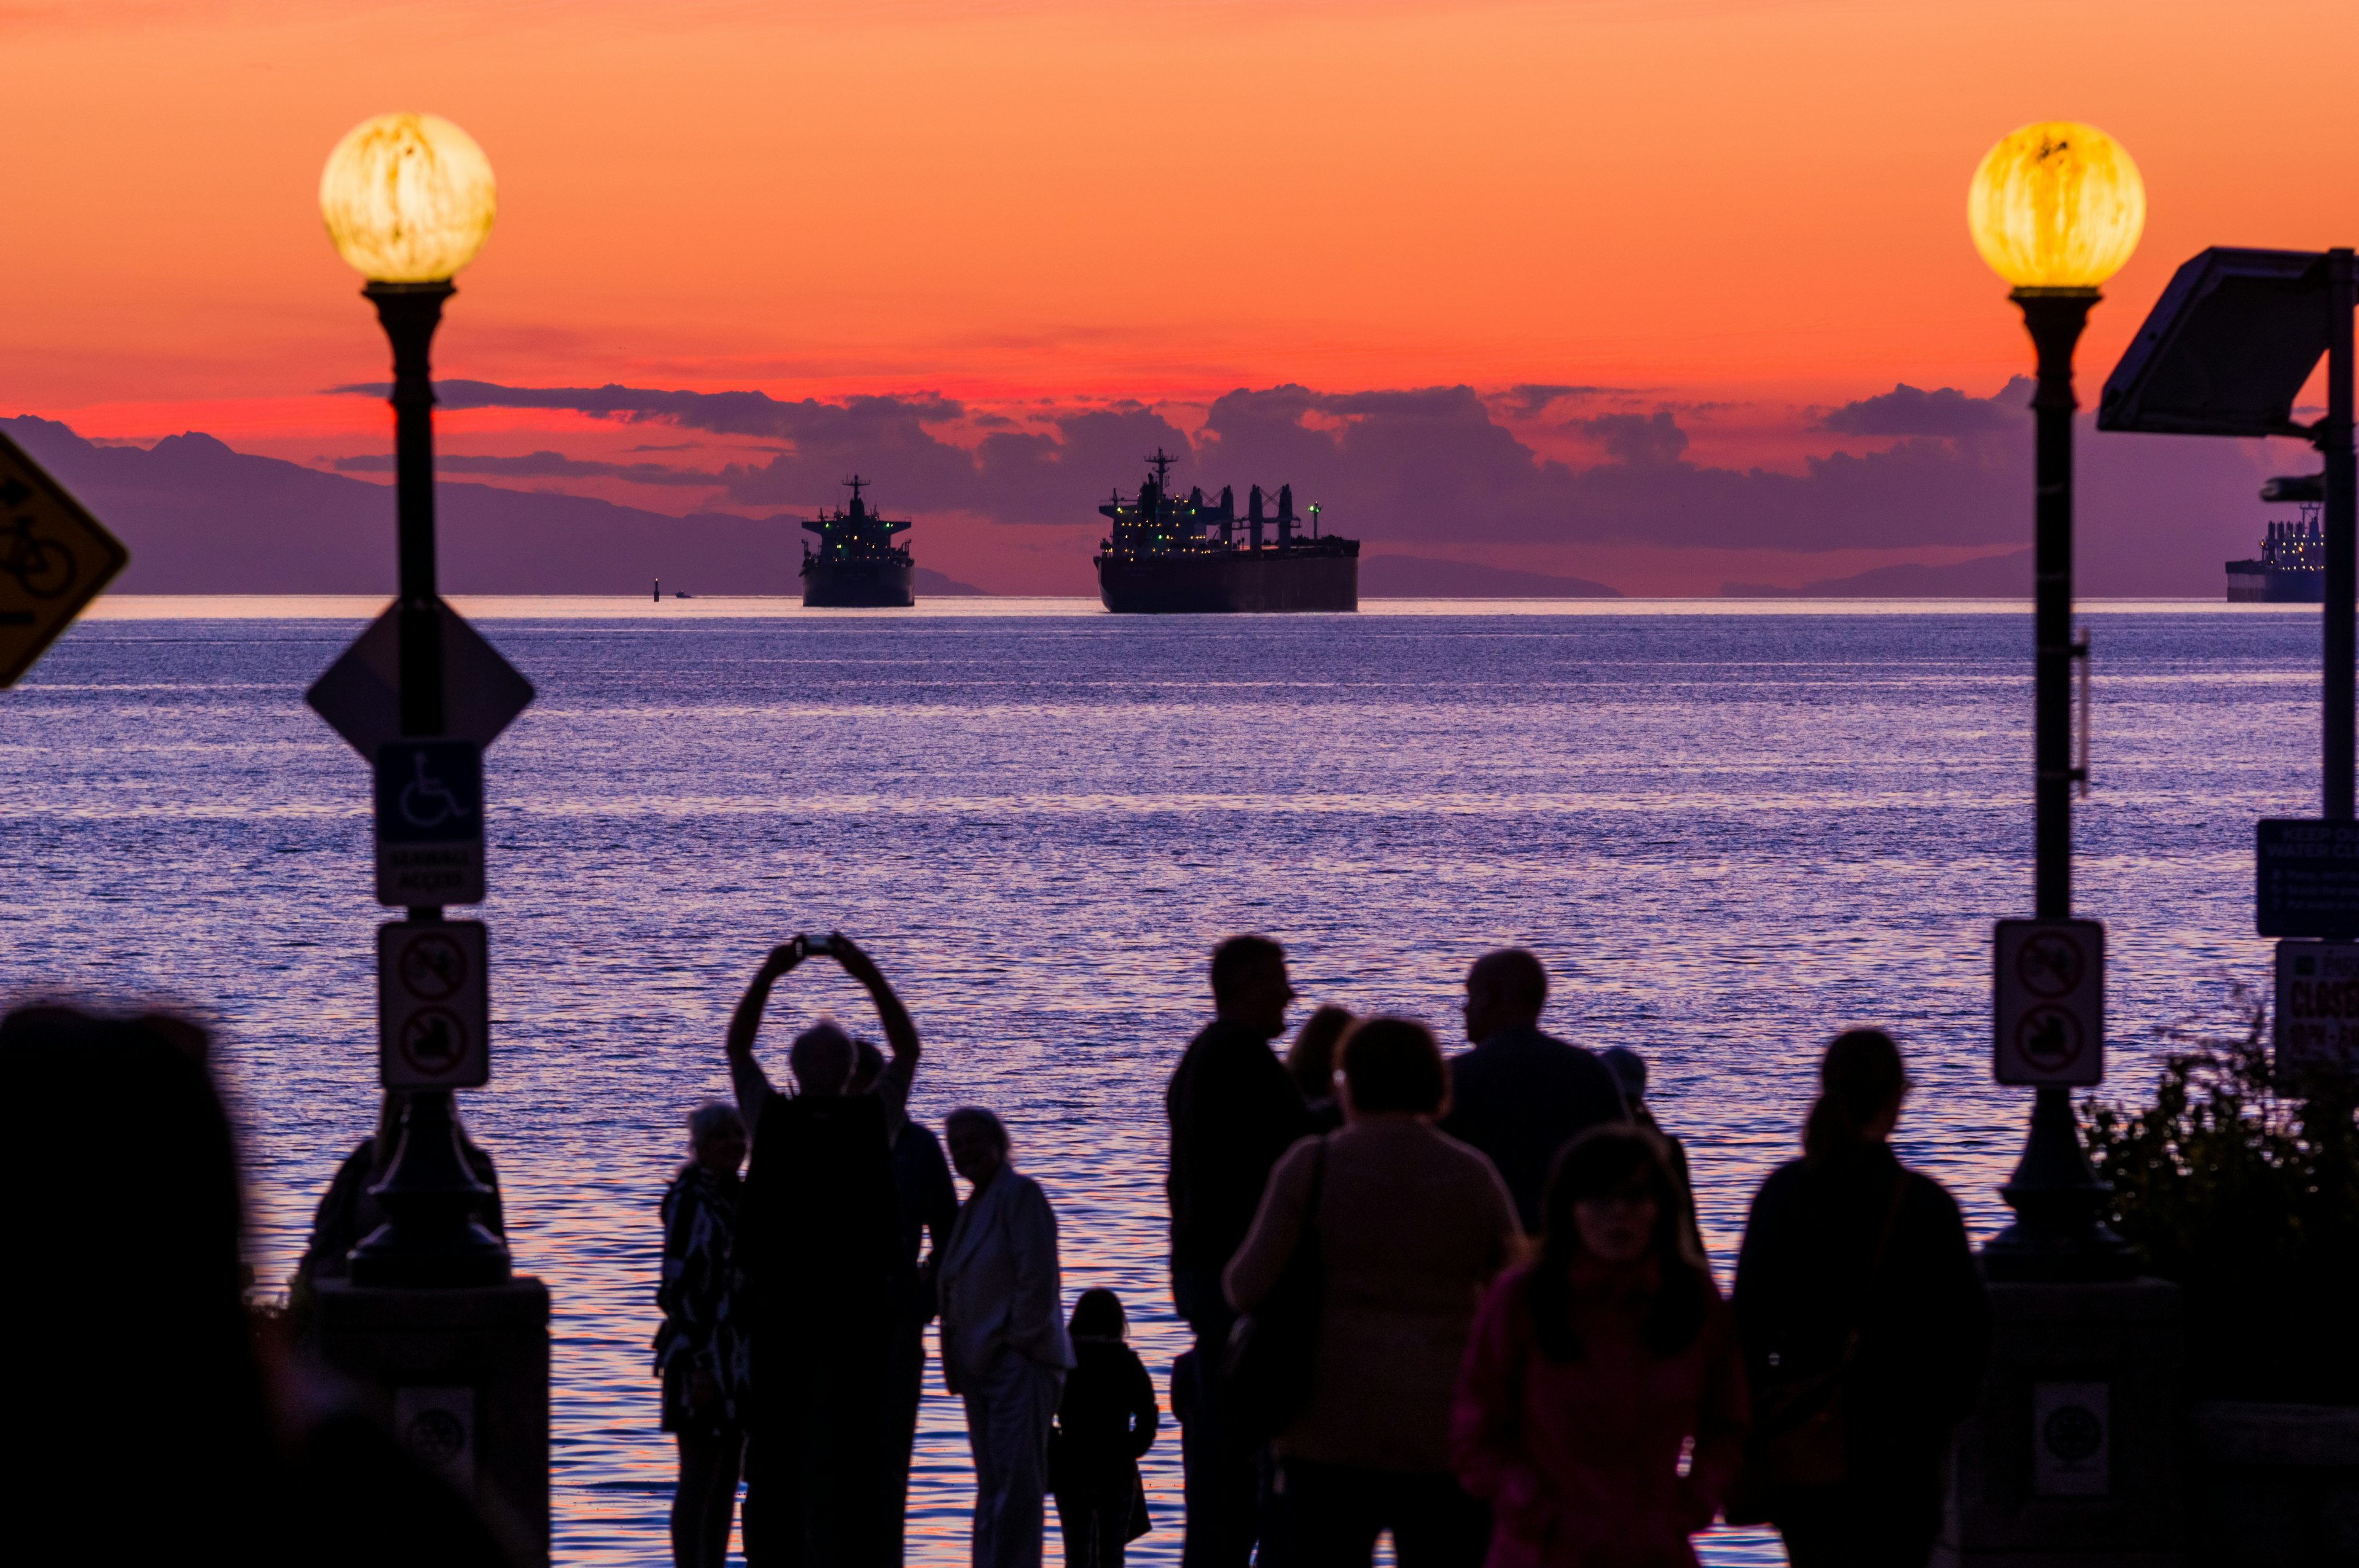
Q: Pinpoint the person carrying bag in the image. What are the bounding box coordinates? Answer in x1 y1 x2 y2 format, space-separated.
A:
1227 1018 1519 1568
1730 1031 1992 1568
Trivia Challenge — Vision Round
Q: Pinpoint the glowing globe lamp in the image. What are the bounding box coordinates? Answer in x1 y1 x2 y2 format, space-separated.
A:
1968 121 2144 292
319 112 497 283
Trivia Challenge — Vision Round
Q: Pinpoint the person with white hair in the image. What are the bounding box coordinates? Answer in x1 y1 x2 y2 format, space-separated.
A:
722 932 923 1568
939 1106 1076 1568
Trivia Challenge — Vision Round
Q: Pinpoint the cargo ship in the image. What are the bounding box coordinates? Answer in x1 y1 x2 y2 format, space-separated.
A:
1094 450 1358 613
800 476 915 607
2227 502 2324 603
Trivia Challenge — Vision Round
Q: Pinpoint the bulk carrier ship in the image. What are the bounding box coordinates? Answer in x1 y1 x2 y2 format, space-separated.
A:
800 476 915 607
1093 450 1358 613
2227 501 2325 603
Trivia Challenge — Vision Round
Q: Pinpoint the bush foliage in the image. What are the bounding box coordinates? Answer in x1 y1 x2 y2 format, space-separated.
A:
2083 997 2359 1401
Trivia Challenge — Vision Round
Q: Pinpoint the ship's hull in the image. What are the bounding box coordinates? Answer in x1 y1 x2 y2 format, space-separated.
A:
2226 560 2322 603
802 558 915 608
1095 551 1358 613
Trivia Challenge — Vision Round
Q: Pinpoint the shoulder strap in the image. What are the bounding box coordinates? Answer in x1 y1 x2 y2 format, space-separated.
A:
1304 1134 1329 1233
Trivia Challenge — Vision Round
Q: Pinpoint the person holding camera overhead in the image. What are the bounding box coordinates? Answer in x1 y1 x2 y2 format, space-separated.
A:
724 932 923 1568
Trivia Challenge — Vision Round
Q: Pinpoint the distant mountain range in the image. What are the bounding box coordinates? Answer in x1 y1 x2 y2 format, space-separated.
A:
1721 549 2031 598
1360 554 1619 598
2 416 877 596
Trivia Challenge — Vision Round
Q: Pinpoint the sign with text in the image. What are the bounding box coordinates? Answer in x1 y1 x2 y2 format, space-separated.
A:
1994 918 2105 1086
2272 940 2359 1087
2256 819 2359 938
0 428 131 688
379 919 489 1089
375 739 485 906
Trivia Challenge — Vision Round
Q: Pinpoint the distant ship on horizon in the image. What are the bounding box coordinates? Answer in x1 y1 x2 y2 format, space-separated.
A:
2227 501 2324 603
1093 450 1358 613
800 476 915 607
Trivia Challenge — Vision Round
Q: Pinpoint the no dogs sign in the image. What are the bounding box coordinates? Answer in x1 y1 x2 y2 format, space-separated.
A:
1993 918 2105 1086
379 919 490 1089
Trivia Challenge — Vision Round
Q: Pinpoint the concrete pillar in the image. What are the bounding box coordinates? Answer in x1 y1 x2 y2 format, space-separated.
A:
316 1277 551 1566
1936 1278 2183 1568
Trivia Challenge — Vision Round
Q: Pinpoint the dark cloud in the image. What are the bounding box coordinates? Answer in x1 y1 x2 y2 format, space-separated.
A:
1820 378 2029 436
327 380 963 438
1496 383 1624 418
313 376 2282 562
1568 411 1689 467
331 450 722 486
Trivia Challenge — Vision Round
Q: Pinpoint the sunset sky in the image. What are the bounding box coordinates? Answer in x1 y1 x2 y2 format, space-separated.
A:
4 0 2349 593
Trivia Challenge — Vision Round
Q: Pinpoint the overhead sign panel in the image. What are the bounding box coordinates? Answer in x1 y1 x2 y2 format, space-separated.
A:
376 739 485 906
379 919 490 1090
307 600 535 760
1994 918 2105 1086
0 429 131 688
2255 819 2359 938
2097 247 2330 439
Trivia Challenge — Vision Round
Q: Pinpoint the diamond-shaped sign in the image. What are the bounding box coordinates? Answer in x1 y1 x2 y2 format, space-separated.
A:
307 599 535 760
0 428 132 688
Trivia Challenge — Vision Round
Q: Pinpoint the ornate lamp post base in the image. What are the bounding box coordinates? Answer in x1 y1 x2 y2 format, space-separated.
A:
1981 1084 2136 1282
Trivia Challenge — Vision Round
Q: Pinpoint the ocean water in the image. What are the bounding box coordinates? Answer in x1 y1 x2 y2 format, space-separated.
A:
0 596 2325 1567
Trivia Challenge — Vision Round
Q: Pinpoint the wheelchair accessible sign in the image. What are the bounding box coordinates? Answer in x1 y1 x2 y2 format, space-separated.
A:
375 739 485 906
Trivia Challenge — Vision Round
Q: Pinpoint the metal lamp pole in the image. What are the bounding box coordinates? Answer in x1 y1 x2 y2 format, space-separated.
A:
2326 248 2357 823
1980 288 2132 1279
345 279 510 1289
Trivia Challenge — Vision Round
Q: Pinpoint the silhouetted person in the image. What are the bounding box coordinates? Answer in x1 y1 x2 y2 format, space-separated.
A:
726 934 921 1568
1285 1004 1355 1134
1 1005 509 1567
941 1107 1075 1568
1166 934 1313 1568
657 1101 751 1568
1050 1290 1160 1568
1441 950 1627 1232
1730 1031 1990 1568
1600 1045 1696 1239
1452 1125 1750 1567
1227 1018 1519 1568
291 1090 503 1321
852 1037 961 1556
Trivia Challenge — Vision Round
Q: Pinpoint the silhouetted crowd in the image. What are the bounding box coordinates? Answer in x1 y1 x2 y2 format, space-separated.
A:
0 929 1990 1568
650 932 1991 1568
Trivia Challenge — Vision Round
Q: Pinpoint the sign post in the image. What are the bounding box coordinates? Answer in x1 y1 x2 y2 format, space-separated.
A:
379 919 490 1090
1994 919 2107 1088
2273 939 2359 1089
0 429 130 688
375 739 487 908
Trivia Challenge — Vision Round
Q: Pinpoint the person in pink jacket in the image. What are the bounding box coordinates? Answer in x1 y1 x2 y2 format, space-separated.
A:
1450 1125 1749 1568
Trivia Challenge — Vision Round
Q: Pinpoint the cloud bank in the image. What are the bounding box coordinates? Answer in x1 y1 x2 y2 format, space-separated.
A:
328 375 2288 586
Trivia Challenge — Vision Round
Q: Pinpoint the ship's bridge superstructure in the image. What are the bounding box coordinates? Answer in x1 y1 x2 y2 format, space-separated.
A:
2227 501 2326 603
1097 449 1335 559
803 475 912 566
800 475 917 607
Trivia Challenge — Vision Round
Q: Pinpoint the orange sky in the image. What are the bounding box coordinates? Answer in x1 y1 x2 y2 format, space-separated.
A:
2 0 2350 588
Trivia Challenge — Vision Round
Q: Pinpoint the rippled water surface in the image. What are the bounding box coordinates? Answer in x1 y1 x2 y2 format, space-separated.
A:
0 598 2322 1566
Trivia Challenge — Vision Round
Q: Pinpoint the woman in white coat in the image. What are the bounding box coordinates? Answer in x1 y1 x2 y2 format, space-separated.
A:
940 1107 1078 1568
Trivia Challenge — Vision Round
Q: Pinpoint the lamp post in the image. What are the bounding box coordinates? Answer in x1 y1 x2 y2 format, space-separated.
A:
1968 122 2143 1279
320 112 508 1286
